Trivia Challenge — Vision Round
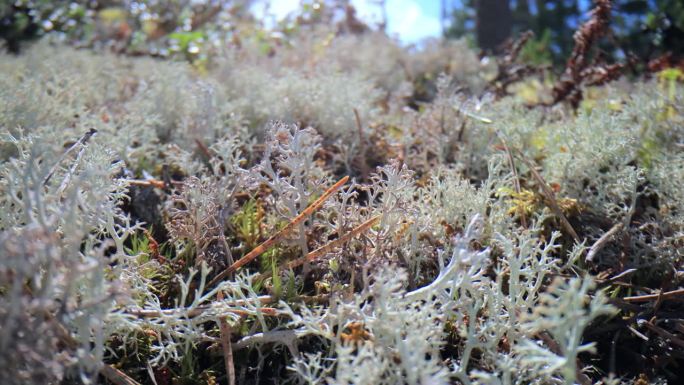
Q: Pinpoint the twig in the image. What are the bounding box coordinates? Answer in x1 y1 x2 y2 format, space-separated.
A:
496 133 526 228
208 176 350 287
217 291 236 385
626 325 649 341
674 322 684 335
641 320 684 349
126 179 166 189
352 108 370 177
43 128 97 187
123 295 330 318
586 222 624 263
52 312 140 385
232 330 299 351
260 216 380 279
100 365 142 385
515 150 580 241
605 268 637 283
127 306 278 318
195 138 214 160
623 288 684 303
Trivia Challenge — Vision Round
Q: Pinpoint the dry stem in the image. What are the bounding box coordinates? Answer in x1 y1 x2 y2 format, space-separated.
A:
208 176 350 286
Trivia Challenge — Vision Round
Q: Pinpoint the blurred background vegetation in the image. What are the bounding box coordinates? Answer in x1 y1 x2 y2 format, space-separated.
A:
1 0 682 67
443 0 684 66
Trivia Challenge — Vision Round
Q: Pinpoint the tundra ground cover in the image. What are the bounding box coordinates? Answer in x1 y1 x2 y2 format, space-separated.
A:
1 3 683 385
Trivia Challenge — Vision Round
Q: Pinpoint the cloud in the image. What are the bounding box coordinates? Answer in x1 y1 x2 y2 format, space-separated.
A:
384 0 442 43
253 0 442 44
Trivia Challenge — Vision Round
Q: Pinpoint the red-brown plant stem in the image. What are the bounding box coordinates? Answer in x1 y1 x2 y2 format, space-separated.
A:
208 176 349 287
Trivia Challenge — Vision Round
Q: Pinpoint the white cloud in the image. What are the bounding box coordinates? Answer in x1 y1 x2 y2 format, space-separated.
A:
384 0 442 43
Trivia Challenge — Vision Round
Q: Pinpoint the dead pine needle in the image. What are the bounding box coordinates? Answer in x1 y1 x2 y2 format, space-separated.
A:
208 175 350 287
515 150 580 242
259 215 380 280
623 288 684 303
43 128 98 188
586 222 624 263
495 133 527 228
217 291 236 385
100 365 142 385
126 178 166 189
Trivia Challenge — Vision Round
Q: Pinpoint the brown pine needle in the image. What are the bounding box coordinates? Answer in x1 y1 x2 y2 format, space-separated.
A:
284 215 379 271
100 365 142 385
195 138 214 160
43 128 98 187
230 307 278 316
123 295 328 319
128 305 279 316
217 291 236 385
126 179 166 189
516 151 580 242
208 176 350 287
642 321 684 349
586 222 624 263
623 288 684 303
495 133 527 228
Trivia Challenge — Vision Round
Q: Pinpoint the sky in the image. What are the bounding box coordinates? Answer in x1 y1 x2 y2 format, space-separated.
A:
255 0 443 44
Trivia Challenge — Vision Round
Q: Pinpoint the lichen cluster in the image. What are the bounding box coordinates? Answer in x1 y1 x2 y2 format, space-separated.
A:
1 9 683 385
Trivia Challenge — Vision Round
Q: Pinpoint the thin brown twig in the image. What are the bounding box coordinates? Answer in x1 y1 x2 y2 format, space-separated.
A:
260 216 380 280
623 288 684 303
100 365 142 385
352 108 370 177
43 128 98 187
586 222 624 263
123 294 330 319
208 176 350 287
217 291 236 385
195 138 214 160
515 150 580 242
496 134 526 228
126 179 166 189
605 268 637 283
124 300 276 318
642 321 684 349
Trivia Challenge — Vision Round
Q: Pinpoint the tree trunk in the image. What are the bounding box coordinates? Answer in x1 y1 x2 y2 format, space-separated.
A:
476 0 512 51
